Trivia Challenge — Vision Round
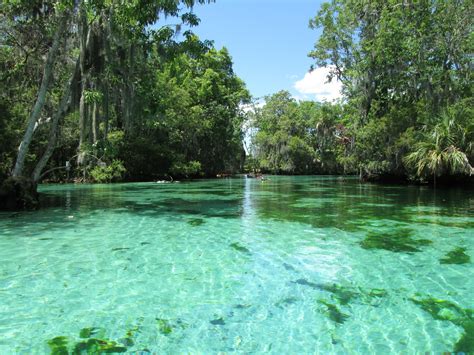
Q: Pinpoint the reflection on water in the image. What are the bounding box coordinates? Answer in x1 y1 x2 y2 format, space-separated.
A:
0 176 472 353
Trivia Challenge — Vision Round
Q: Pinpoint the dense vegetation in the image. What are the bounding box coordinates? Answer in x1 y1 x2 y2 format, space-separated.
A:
0 0 248 188
0 0 473 209
248 0 473 183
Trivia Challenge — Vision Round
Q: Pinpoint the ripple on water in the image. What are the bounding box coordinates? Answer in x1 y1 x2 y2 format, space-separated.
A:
0 177 472 353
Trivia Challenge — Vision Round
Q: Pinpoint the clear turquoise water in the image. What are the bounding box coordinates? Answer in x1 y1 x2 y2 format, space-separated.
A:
0 176 472 354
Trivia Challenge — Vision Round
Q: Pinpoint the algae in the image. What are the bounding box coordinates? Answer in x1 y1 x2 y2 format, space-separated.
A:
320 284 358 305
156 318 173 335
454 320 474 353
318 300 349 324
230 242 250 254
293 279 386 306
210 317 226 326
79 327 103 339
275 297 298 308
49 327 130 354
360 230 432 252
187 218 205 226
73 338 127 353
410 296 474 353
48 336 69 355
440 247 470 264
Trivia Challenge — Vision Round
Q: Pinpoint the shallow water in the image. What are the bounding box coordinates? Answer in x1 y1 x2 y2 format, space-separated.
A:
0 176 473 353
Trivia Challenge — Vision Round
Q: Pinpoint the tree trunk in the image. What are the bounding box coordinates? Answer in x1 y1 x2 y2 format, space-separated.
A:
12 11 70 177
32 58 80 182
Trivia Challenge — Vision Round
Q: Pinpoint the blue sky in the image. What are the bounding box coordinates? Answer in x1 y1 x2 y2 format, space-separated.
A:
180 0 341 101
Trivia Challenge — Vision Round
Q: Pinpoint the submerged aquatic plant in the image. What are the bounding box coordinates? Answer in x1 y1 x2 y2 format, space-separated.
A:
293 279 387 306
48 336 69 355
210 317 226 326
360 230 432 252
318 300 350 324
73 338 127 353
187 218 205 226
230 242 251 254
156 319 173 335
79 327 103 339
48 327 131 354
440 247 470 264
410 296 474 353
320 284 358 305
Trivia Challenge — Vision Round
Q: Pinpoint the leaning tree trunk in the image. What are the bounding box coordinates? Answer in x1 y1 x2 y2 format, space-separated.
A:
12 10 70 178
32 58 80 183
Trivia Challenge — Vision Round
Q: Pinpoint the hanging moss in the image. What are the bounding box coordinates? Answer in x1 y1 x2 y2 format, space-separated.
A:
360 230 432 252
440 247 470 264
318 300 349 324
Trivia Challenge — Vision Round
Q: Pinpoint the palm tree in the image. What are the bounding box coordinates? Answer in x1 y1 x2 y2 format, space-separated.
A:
404 110 473 184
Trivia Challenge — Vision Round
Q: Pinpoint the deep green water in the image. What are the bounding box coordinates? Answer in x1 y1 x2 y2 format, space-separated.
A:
0 176 473 354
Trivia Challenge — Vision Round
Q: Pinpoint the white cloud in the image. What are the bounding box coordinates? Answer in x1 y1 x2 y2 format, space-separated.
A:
294 66 342 102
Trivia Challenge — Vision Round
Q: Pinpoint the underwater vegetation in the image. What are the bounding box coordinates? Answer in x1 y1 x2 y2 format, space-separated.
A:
319 284 359 306
410 296 474 353
187 218 205 226
156 319 173 335
48 326 138 354
156 318 188 335
210 317 226 326
440 247 471 264
230 242 251 254
360 229 432 252
293 279 387 305
318 300 350 324
293 279 388 324
48 336 69 355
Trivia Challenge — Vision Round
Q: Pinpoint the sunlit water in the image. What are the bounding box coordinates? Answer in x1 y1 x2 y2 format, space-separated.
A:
0 176 472 354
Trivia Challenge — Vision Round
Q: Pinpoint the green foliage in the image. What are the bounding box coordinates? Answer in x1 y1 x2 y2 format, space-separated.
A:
404 104 474 181
304 0 474 182
170 161 202 178
440 247 471 265
90 160 126 183
249 91 344 174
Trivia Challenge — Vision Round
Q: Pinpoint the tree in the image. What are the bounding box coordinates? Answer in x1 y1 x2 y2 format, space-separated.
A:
309 0 473 181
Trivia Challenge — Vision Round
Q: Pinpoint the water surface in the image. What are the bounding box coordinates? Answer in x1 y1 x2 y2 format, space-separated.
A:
0 176 472 353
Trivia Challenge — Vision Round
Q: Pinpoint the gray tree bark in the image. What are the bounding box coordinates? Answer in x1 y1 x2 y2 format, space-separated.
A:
12 11 70 177
32 58 80 182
